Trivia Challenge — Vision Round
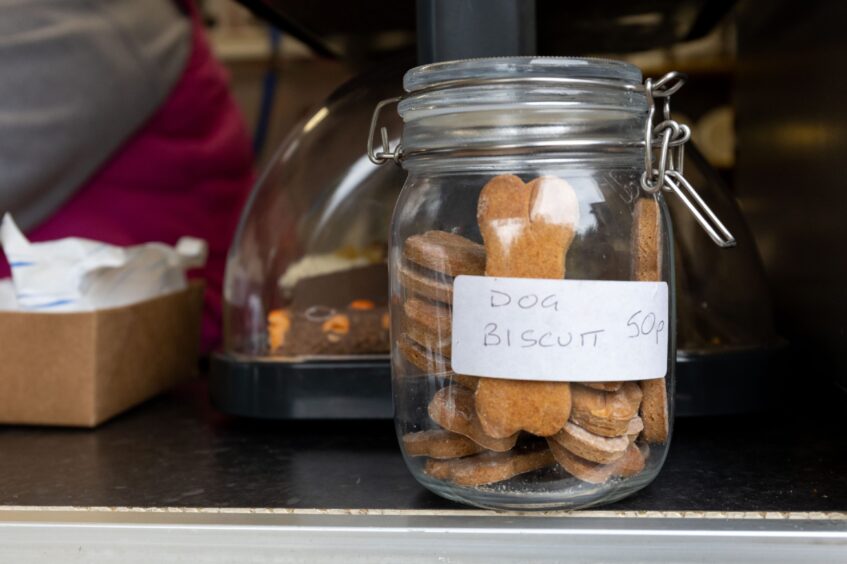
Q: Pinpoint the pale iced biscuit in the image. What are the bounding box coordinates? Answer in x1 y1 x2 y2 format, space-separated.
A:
570 382 643 437
550 421 629 464
397 333 451 374
615 443 647 477
424 446 555 487
402 430 486 459
404 231 485 277
626 415 644 441
639 378 669 443
474 175 579 438
404 298 452 356
399 266 453 304
582 382 623 392
632 198 662 282
548 440 645 484
428 385 518 452
475 378 572 438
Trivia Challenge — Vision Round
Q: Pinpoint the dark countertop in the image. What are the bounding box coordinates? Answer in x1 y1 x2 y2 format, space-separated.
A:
0 378 844 512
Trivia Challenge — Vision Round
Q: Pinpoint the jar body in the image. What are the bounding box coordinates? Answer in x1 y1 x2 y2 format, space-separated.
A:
387 57 675 510
390 155 675 510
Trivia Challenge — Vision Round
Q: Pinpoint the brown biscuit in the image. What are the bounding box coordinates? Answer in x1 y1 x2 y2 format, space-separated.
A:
478 174 534 277
405 297 452 334
550 421 629 464
407 319 452 357
404 230 485 277
478 175 579 279
582 382 624 392
404 298 452 356
423 459 455 481
449 373 480 390
631 198 670 444
548 440 645 484
640 378 669 443
397 333 451 374
525 175 580 277
475 378 572 438
473 175 580 438
424 446 555 487
570 382 643 437
399 266 453 304
402 430 486 459
395 336 477 389
632 197 662 282
428 386 518 452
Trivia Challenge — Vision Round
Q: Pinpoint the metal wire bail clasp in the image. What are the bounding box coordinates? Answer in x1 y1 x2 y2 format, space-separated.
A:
640 72 737 248
367 96 403 165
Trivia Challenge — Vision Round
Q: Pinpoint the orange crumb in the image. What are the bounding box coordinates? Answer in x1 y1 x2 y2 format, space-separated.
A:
322 314 350 343
349 299 376 310
267 309 291 351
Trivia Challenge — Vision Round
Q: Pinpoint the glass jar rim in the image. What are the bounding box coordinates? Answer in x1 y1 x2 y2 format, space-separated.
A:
403 56 643 93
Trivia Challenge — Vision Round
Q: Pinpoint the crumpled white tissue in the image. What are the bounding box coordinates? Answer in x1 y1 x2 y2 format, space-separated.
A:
0 213 207 312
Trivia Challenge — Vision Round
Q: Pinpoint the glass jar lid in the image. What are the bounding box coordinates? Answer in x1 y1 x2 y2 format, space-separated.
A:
396 57 648 162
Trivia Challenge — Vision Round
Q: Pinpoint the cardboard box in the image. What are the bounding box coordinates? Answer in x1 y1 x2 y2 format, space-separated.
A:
0 281 204 427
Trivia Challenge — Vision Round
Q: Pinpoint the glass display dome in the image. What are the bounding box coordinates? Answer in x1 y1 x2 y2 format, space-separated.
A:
224 66 406 361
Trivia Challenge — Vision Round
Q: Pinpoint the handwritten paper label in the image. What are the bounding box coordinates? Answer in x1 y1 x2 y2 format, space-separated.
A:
451 276 669 382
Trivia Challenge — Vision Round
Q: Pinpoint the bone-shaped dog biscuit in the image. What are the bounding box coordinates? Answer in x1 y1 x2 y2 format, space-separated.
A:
474 175 580 438
475 378 572 439
476 175 579 279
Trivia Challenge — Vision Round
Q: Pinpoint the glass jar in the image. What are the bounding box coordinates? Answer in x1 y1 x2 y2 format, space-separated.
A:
371 57 732 510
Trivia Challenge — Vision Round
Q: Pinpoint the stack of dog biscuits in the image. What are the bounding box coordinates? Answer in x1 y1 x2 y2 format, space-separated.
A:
545 382 649 483
397 227 547 486
397 175 670 489
632 198 670 445
397 230 484 377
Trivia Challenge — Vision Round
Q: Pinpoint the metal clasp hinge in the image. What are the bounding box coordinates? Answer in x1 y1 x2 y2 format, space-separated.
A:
640 72 736 248
367 96 403 165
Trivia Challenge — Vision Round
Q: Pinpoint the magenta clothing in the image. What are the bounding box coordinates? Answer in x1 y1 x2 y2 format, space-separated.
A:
0 3 254 351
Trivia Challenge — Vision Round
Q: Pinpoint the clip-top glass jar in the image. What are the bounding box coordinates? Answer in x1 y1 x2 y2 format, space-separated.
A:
370 57 732 510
